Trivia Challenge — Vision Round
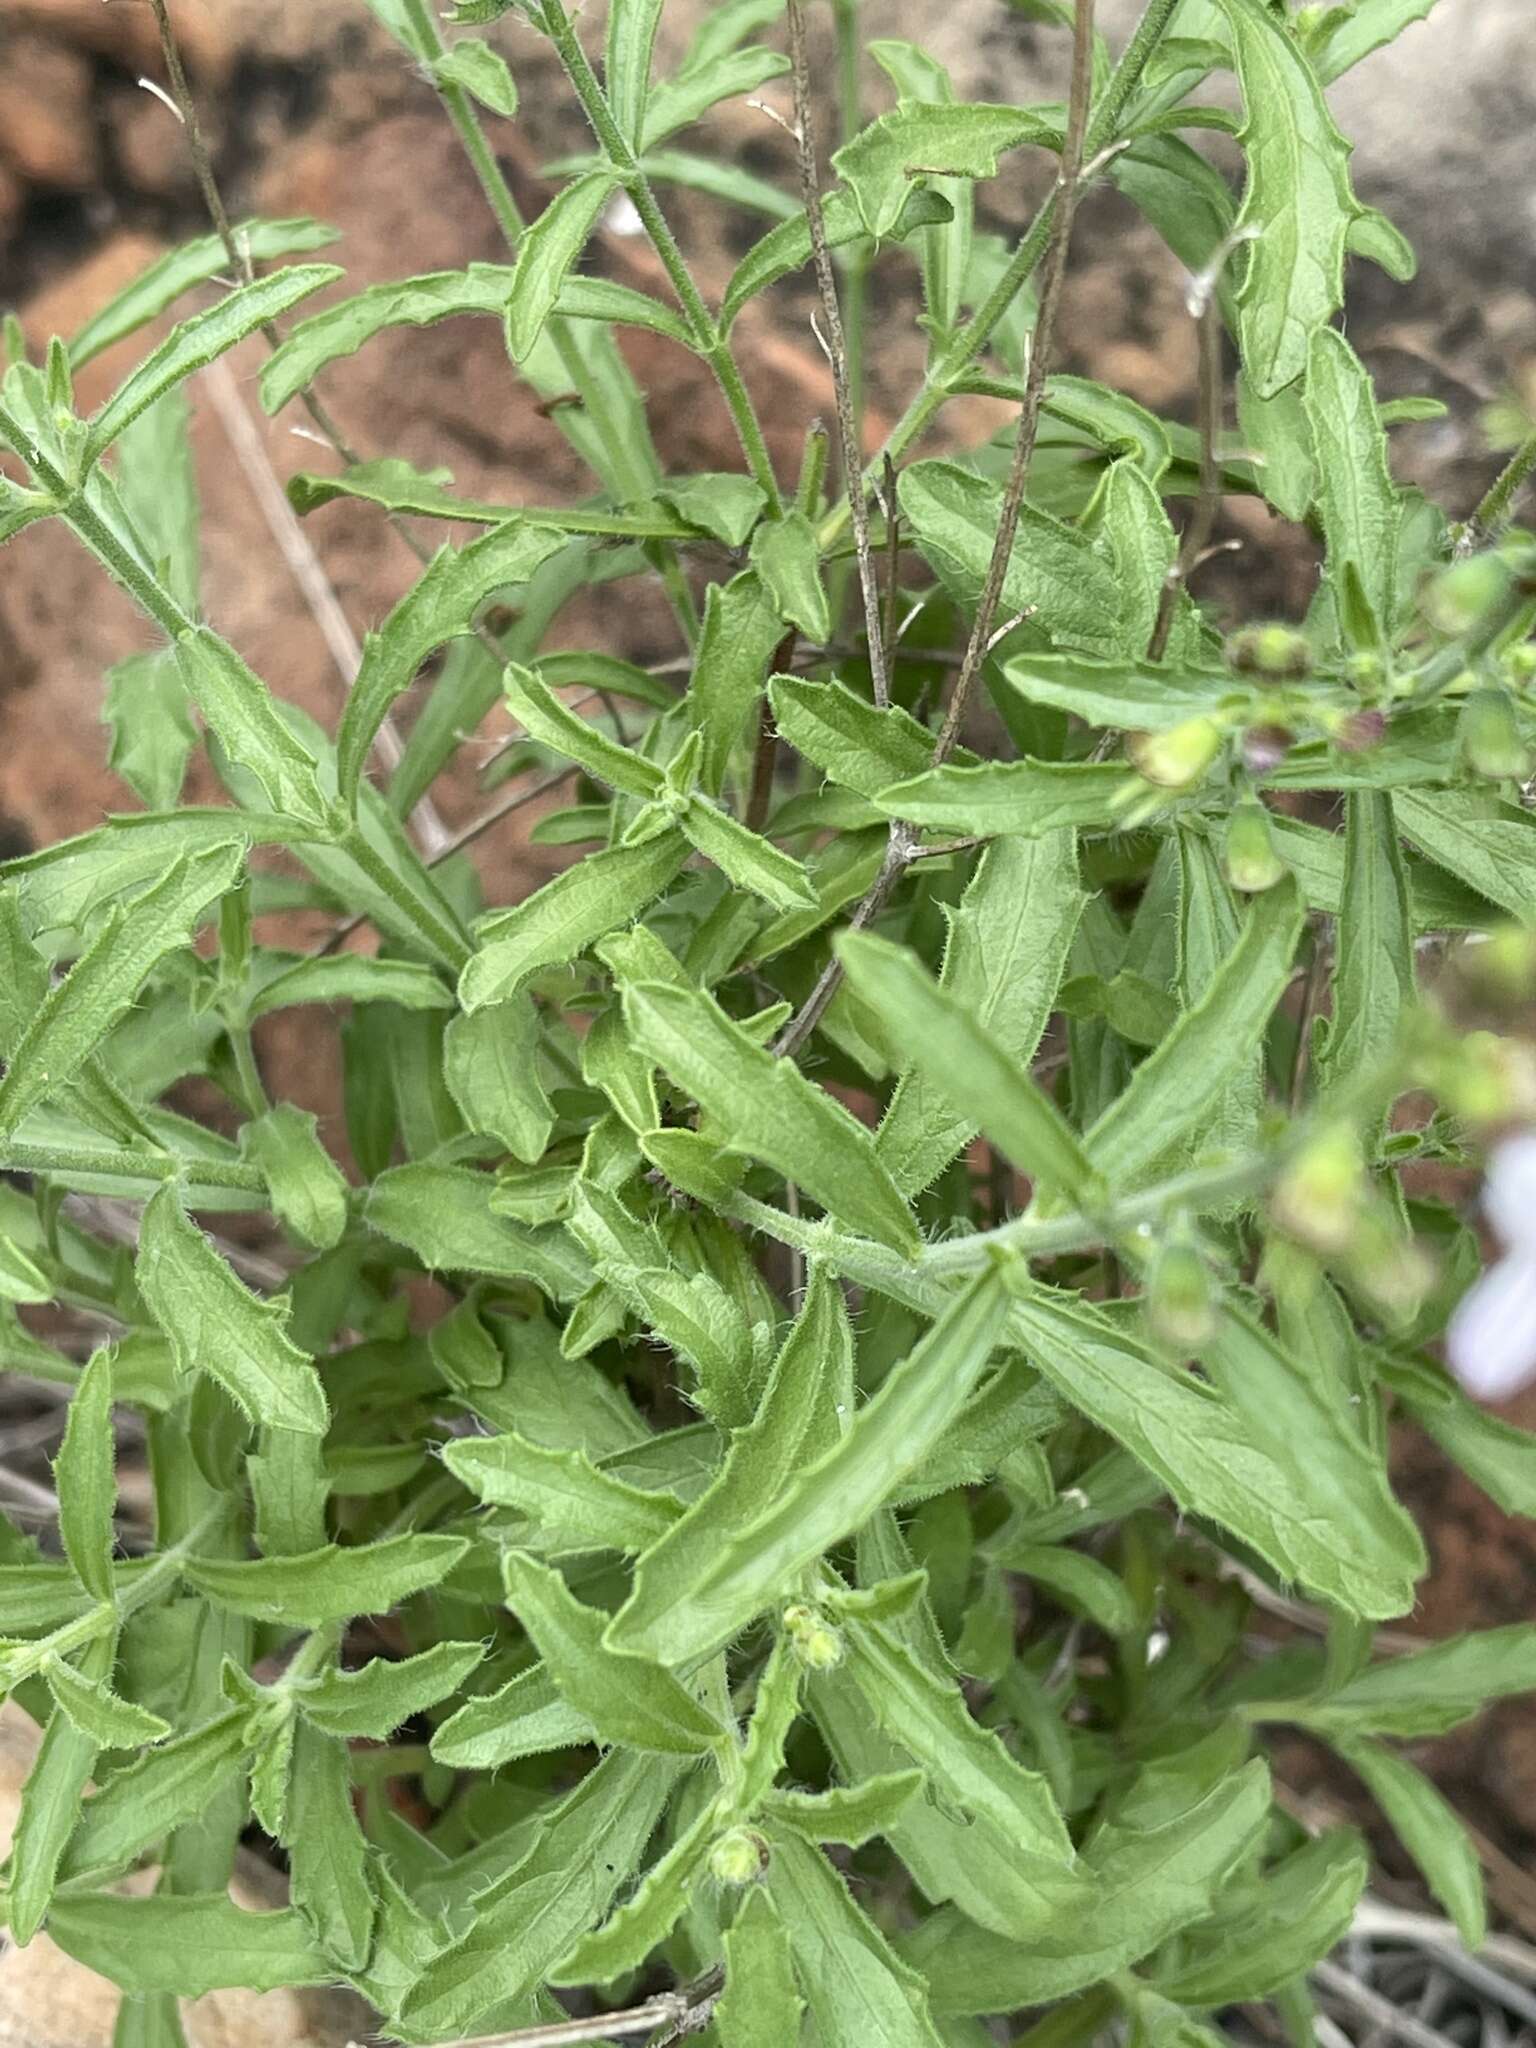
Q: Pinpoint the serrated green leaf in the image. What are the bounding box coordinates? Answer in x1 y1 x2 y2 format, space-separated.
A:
615 975 918 1253
442 994 554 1163
767 1826 945 2047
506 170 619 362
834 102 1058 239
297 1640 485 1739
69 220 339 369
1313 0 1444 82
461 830 690 1009
657 472 768 546
840 928 1097 1204
902 1758 1272 2013
1386 1354 1536 1515
682 798 818 912
717 1888 803 2048
770 674 934 798
1001 653 1236 732
183 1532 467 1626
260 264 514 413
503 659 664 798
341 523 565 810
398 1750 678 2037
104 652 197 815
239 1104 349 1251
1320 791 1413 1101
46 1892 332 1998
1275 1624 1536 1738
434 35 518 117
689 570 786 794
549 1795 716 1985
1307 326 1403 639
1005 1281 1418 1619
503 1550 724 1753
53 1349 116 1601
63 1706 251 1880
1214 0 1363 396
1395 789 1536 921
82 266 340 466
247 953 452 1019
641 42 789 151
1082 877 1303 1190
750 510 831 644
444 1431 683 1550
7 1631 113 1943
1332 1737 1484 1949
430 1659 597 1768
367 1161 590 1296
174 629 331 831
899 460 1127 655
137 1184 327 1435
767 1769 924 1847
613 1269 1007 1664
1155 1827 1369 2004
0 841 243 1142
879 757 1137 834
286 1719 376 1969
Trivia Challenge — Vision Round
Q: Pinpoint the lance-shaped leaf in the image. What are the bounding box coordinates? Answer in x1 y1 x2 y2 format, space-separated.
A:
137 1184 327 1436
839 928 1097 1204
901 1758 1272 2013
240 1104 350 1251
433 35 519 117
340 523 565 810
722 185 953 331
1082 876 1303 1190
616 976 919 1253
1320 791 1413 1101
1214 0 1364 397
62 1708 252 1879
1005 1280 1420 1620
502 660 664 798
46 1892 332 1999
680 798 818 912
260 263 516 412
442 995 554 1163
1313 0 1444 83
82 265 341 467
247 953 452 1018
506 170 620 362
1307 326 1404 640
767 1827 946 2048
297 1640 485 1739
183 1532 468 1627
1395 789 1536 922
43 1656 170 1748
70 218 339 368
7 1632 114 1943
286 1720 376 1970
1001 653 1238 732
641 40 789 152
1332 1737 1485 1951
750 510 831 644
0 841 243 1142
1271 1624 1536 1738
878 834 1084 1195
430 1660 597 1768
689 570 785 793
607 0 665 145
717 1889 803 2048
443 1431 684 1551
52 1349 116 1602
398 1750 679 2038
769 674 935 799
766 1770 924 1848
460 830 691 1009
898 460 1126 654
842 1614 1072 1862
366 1161 591 1297
879 757 1137 834
502 1551 724 1754
174 630 331 831
612 1269 1008 1665
834 102 1059 238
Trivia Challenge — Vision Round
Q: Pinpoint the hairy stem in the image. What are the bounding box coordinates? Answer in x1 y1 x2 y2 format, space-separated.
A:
1148 286 1224 660
1466 427 1536 548
933 0 1098 763
817 0 1183 550
537 0 783 512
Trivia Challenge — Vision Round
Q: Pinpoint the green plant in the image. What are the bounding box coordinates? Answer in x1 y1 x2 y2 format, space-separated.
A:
2 0 1535 2041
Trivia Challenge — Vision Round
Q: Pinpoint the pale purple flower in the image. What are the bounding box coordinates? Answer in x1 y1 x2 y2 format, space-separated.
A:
1447 1132 1536 1401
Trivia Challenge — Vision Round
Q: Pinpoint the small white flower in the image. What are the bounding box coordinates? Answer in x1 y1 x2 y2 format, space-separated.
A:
1447 1132 1536 1401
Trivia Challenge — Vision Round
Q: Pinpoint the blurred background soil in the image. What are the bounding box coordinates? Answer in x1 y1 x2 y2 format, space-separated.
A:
0 0 1535 1998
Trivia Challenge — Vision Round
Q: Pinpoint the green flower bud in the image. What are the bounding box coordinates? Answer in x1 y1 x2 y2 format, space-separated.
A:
708 1828 769 1887
1128 718 1223 791
1459 688 1531 782
1226 624 1312 681
1144 1241 1217 1352
1223 799 1287 894
783 1603 843 1670
1271 1126 1364 1255
1424 552 1514 636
